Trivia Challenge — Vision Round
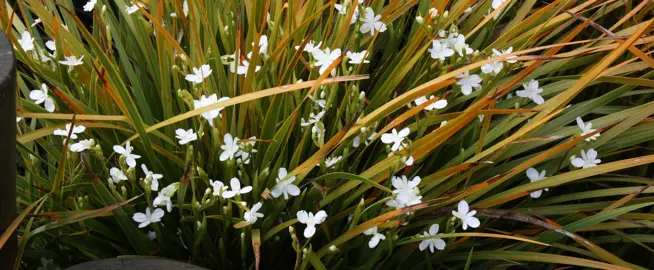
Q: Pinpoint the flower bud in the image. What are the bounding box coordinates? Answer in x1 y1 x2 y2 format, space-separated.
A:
415 16 424 24
329 245 339 253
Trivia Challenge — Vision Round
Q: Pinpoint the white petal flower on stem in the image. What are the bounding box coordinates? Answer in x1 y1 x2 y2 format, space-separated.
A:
481 61 503 74
294 40 323 53
405 155 414 166
141 164 162 191
571 149 601 169
363 226 386 248
346 50 369 64
193 94 229 126
210 179 228 197
29 83 55 112
221 178 252 198
516 79 545 104
387 175 422 209
45 40 56 51
59 55 84 66
451 34 473 56
335 3 359 24
418 224 446 253
126 3 146 14
113 141 141 168
53 123 86 139
17 31 34 52
526 168 548 199
83 0 97 12
296 210 328 238
31 18 42 27
185 64 212 83
414 96 447 111
455 71 482 96
252 35 268 55
312 47 341 76
492 0 507 9
109 167 128 184
271 168 300 199
244 202 264 224
153 193 173 212
381 128 410 151
319 156 342 168
576 117 600 141
70 139 93 152
428 40 454 60
301 110 325 128
359 7 387 36
493 47 517 63
175 128 197 145
132 208 164 228
147 231 156 240
229 59 260 76
452 200 480 230
220 133 240 161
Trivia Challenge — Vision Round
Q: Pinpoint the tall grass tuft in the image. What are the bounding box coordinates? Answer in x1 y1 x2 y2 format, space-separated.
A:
3 0 654 269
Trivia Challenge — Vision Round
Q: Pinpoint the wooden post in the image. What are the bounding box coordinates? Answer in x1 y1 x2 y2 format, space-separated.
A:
0 29 17 267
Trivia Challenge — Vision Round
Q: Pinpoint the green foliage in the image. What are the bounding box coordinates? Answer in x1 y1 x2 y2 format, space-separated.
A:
4 0 654 269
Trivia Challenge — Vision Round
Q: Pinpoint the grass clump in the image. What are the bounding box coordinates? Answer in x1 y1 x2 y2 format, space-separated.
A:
3 0 654 269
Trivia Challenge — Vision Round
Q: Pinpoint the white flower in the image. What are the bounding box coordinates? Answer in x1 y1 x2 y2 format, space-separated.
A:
428 8 439 17
70 139 93 152
271 168 300 199
45 40 56 51
229 59 260 76
492 0 507 9
183 0 189 16
193 94 229 126
141 164 162 191
428 40 454 60
493 47 517 63
221 178 252 198
405 156 414 166
320 156 342 168
301 110 325 130
29 83 55 112
387 175 422 209
359 7 387 36
418 224 446 253
295 40 323 53
335 3 359 24
526 168 548 198
185 64 212 83
30 18 41 27
252 35 268 55
54 123 86 139
576 117 600 141
17 31 34 52
220 133 239 161
16 117 21 122
571 149 601 169
109 167 128 184
83 0 97 12
452 200 480 230
312 48 341 76
481 61 503 74
59 55 84 66
346 50 369 64
147 231 156 240
132 208 164 228
175 128 197 145
516 79 545 104
210 179 228 197
296 210 327 238
244 202 264 224
363 226 386 248
450 34 473 56
455 71 482 96
126 3 146 14
153 183 178 212
414 96 448 111
381 128 410 151
113 141 141 168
